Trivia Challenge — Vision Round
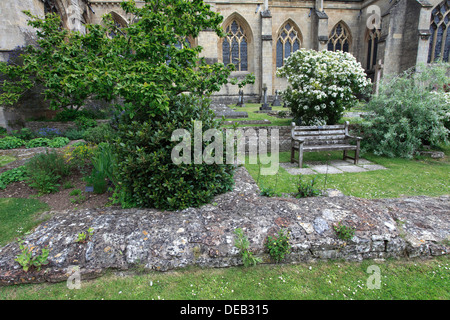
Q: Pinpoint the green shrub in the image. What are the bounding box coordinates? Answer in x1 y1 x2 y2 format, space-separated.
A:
24 150 71 194
114 94 235 210
48 137 70 148
362 62 450 158
75 116 97 130
0 136 25 149
64 128 86 140
11 128 35 140
0 166 28 189
277 49 371 125
25 138 51 148
83 123 116 144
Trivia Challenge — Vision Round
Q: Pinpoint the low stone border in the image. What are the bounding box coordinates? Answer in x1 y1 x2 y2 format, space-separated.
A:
0 166 448 286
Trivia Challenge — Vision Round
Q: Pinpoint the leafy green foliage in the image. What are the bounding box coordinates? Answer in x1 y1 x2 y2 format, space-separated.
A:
64 128 86 140
362 62 450 158
0 166 28 189
24 150 71 194
75 116 97 131
333 222 356 242
83 123 117 144
11 128 35 140
265 229 291 262
294 175 322 198
48 137 70 148
75 227 94 244
1 0 255 211
15 239 49 272
25 138 51 148
114 94 235 210
233 228 262 267
0 136 25 149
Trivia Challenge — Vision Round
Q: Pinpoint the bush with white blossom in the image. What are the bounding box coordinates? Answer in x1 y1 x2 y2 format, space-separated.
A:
276 49 371 125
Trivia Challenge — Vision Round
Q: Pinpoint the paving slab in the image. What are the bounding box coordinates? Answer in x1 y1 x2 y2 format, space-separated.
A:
335 165 368 173
308 165 343 174
280 163 316 175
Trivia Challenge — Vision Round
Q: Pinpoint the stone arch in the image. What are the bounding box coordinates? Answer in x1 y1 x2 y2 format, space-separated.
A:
218 12 254 72
275 19 303 68
328 21 352 53
109 11 129 28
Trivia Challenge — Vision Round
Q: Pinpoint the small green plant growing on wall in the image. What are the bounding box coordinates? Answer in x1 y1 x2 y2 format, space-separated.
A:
75 227 94 244
14 239 49 272
234 228 262 267
333 222 356 242
265 228 291 263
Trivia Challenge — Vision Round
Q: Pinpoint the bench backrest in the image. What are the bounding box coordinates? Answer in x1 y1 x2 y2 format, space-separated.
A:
291 121 349 145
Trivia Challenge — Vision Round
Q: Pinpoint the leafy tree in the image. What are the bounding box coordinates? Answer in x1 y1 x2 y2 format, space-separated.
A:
0 0 255 210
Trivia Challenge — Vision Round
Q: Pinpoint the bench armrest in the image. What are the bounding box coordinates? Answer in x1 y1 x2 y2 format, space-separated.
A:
345 134 362 141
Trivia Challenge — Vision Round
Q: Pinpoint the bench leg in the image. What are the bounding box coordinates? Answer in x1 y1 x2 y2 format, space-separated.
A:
355 141 360 164
291 141 295 163
343 150 348 161
298 144 303 168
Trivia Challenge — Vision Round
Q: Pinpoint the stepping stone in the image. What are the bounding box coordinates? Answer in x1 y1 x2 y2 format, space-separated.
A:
308 165 343 174
329 160 352 166
280 163 316 175
335 165 368 173
361 164 387 171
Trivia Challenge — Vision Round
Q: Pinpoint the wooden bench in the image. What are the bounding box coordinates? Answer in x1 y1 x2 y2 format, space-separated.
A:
290 121 362 168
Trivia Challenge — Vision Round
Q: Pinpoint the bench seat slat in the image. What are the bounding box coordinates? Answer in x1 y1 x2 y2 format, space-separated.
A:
293 144 357 151
293 130 346 136
292 125 346 130
293 135 347 141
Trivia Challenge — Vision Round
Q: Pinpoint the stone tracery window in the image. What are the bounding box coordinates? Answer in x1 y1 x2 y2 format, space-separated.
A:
328 22 351 53
366 28 380 70
222 20 248 71
428 0 450 63
276 22 301 68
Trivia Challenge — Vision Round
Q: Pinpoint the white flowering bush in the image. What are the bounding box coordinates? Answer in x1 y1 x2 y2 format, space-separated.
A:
277 49 371 125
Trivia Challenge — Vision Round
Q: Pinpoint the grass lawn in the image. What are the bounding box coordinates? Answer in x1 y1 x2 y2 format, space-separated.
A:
0 256 448 300
0 198 49 246
222 103 369 128
245 146 450 199
223 103 292 127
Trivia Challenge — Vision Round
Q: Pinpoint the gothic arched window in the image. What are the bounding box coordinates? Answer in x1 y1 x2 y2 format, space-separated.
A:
222 20 248 71
328 22 351 53
428 0 450 63
276 21 301 68
366 28 380 70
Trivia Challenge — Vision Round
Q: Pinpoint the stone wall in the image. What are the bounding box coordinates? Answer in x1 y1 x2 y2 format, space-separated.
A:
25 119 109 133
223 125 292 153
0 167 448 286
